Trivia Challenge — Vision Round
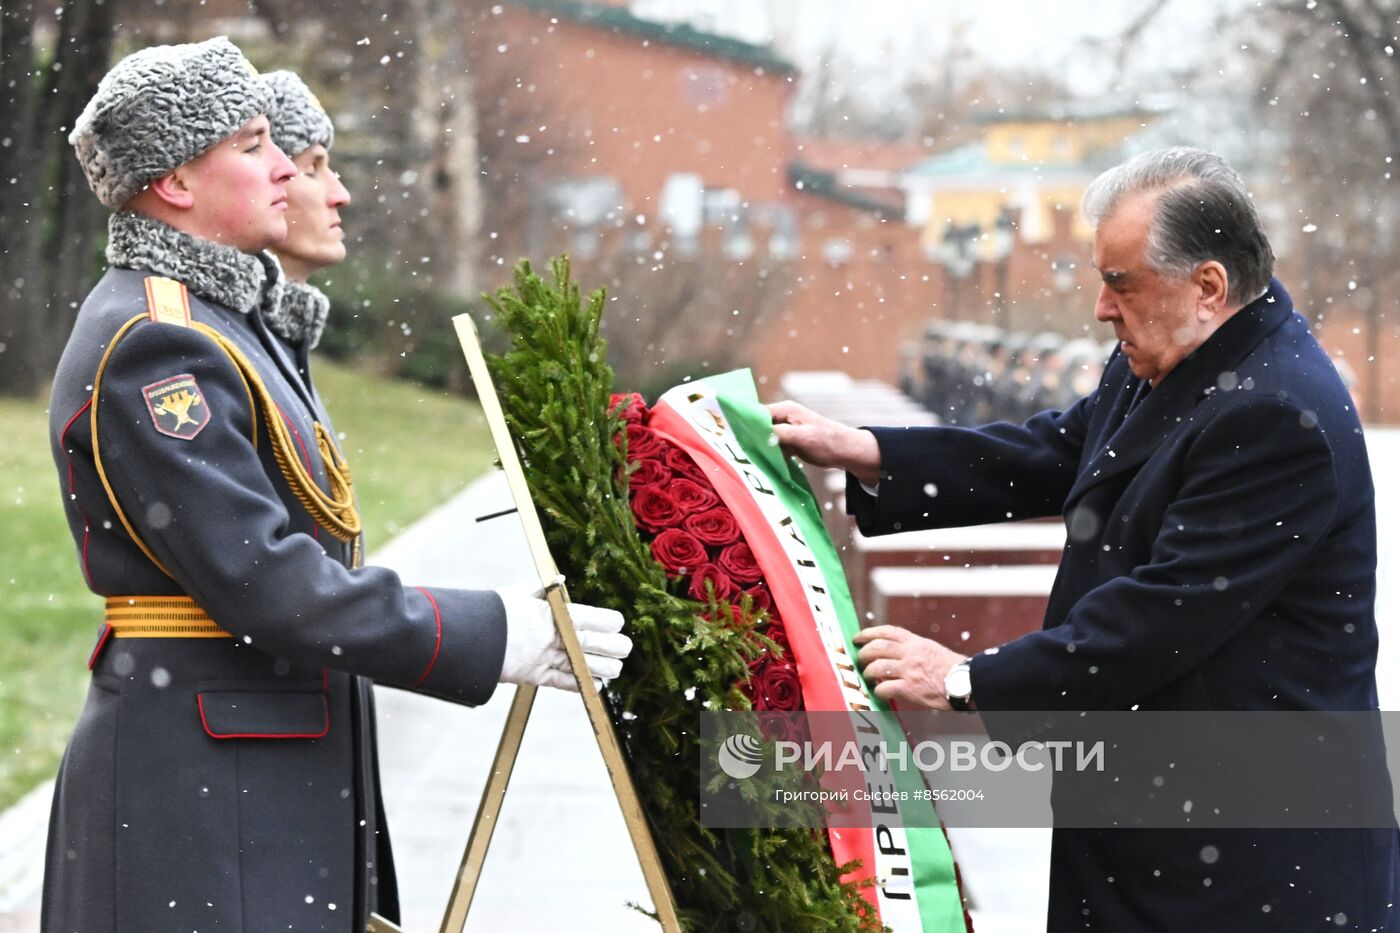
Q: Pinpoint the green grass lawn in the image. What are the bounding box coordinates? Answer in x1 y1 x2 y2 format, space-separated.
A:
0 357 494 811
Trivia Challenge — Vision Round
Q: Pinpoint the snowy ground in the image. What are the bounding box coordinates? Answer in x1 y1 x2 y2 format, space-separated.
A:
3 428 1399 930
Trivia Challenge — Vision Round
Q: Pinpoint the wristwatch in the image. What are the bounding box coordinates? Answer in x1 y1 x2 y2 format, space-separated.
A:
945 660 973 712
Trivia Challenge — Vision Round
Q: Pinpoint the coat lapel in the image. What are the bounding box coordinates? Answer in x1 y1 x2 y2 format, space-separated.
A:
1066 279 1296 505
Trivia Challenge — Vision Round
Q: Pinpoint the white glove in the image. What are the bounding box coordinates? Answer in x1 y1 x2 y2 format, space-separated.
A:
496 584 632 692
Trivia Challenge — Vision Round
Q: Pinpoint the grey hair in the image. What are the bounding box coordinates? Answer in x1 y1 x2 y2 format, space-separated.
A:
1081 147 1275 306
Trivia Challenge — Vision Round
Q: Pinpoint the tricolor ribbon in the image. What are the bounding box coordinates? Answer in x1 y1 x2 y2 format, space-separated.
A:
650 369 970 933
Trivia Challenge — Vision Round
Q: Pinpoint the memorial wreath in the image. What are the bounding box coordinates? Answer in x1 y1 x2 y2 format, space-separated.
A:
483 259 971 932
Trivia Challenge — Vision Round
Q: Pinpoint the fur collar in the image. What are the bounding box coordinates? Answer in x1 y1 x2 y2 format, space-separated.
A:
268 280 331 349
105 211 283 319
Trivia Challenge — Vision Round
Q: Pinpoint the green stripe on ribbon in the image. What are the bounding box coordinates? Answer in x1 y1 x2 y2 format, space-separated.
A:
708 368 969 933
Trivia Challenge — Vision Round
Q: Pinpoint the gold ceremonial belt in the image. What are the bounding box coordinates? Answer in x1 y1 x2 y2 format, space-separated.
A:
104 596 232 638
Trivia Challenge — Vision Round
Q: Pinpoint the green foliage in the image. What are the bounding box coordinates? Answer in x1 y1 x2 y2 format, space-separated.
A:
0 398 96 811
484 258 881 932
315 262 471 389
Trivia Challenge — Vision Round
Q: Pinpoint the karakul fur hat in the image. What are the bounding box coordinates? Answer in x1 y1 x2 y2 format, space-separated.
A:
70 36 272 209
263 70 334 158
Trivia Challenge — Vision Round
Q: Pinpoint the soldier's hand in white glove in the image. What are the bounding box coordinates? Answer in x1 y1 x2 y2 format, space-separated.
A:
496 585 632 692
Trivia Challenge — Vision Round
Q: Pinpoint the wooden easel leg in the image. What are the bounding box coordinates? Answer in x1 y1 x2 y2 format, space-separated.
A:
437 684 538 933
542 587 683 932
365 685 537 933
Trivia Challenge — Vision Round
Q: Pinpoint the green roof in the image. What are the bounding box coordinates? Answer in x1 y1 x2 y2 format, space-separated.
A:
904 142 989 177
904 142 1102 178
506 0 797 76
787 162 902 219
970 99 1169 125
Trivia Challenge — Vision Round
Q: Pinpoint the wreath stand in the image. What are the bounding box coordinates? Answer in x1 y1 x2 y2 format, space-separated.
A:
366 315 681 933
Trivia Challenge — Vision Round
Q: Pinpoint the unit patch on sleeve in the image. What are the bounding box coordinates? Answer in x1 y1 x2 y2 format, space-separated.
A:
143 374 211 440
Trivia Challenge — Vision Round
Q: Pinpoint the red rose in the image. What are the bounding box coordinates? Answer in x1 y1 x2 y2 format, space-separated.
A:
664 446 707 482
628 458 672 489
753 661 804 712
669 477 720 515
764 619 792 659
743 584 773 613
650 528 707 576
687 562 738 603
684 507 742 547
759 711 808 746
609 392 649 424
717 541 763 585
623 423 665 462
631 484 683 533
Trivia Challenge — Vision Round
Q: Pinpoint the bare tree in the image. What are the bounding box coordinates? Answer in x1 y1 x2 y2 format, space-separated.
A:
38 0 117 366
0 0 44 396
0 0 115 397
1240 0 1400 420
239 0 482 300
905 61 1074 152
584 231 794 396
1098 0 1400 420
460 0 582 281
789 41 916 141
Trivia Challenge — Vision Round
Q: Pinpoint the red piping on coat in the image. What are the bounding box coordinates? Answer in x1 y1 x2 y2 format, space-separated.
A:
87 624 113 671
196 693 330 740
60 399 95 584
413 587 443 687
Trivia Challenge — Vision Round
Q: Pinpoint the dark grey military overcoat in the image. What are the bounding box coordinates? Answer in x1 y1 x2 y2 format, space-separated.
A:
43 214 507 932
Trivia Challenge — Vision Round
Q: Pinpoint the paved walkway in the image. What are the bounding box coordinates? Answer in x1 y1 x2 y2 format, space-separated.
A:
9 427 1400 930
368 471 660 931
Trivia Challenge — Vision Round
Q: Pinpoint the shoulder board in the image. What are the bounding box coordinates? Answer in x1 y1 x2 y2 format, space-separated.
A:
143 275 192 327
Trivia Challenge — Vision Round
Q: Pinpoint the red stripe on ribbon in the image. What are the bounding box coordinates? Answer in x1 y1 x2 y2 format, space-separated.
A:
648 401 883 919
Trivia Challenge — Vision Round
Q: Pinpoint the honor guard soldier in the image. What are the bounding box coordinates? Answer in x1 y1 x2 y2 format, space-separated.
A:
44 37 630 932
261 68 346 355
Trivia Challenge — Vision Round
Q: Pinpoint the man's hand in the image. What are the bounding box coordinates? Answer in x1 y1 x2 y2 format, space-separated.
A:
497 585 632 692
767 400 882 486
854 624 968 710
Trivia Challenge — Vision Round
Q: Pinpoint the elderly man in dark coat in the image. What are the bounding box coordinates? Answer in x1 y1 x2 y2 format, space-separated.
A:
771 147 1399 931
44 38 630 932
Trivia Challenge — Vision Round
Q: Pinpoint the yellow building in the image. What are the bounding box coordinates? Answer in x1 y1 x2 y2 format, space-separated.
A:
903 103 1167 254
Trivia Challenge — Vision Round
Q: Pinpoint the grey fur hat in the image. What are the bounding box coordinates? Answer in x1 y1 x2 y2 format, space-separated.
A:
264 70 334 157
70 36 272 210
